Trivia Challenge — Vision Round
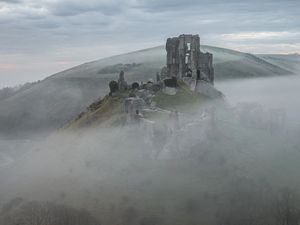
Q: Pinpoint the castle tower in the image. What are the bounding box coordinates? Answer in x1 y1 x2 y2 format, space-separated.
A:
165 34 214 84
166 34 200 79
118 70 127 91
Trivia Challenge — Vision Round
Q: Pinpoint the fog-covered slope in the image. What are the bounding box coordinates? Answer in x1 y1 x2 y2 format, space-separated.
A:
1 102 299 225
0 45 294 137
47 45 293 81
257 53 300 73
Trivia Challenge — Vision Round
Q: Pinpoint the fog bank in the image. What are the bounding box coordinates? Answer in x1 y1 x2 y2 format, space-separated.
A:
216 75 300 127
0 75 300 225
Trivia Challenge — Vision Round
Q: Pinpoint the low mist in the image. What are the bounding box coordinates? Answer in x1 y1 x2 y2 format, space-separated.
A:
0 75 300 225
216 75 300 126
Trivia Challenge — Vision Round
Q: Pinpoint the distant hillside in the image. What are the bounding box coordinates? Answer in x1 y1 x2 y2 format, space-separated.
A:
257 54 300 73
0 45 296 137
0 81 40 102
47 45 294 82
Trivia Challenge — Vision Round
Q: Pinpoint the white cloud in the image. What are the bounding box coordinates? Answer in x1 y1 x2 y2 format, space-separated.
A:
0 0 299 86
221 31 300 41
222 43 300 54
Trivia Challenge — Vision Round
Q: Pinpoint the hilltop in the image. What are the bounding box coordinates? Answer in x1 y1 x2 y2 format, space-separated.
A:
66 80 213 130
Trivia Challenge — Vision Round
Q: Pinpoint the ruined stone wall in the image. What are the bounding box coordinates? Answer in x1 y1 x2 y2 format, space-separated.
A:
178 34 200 79
166 37 180 77
165 34 214 84
166 34 201 79
199 52 214 84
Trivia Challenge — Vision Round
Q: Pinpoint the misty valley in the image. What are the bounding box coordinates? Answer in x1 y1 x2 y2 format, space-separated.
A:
0 34 300 225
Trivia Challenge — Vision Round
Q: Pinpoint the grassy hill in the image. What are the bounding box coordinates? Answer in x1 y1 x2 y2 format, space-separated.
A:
66 81 210 130
0 45 296 137
66 95 126 129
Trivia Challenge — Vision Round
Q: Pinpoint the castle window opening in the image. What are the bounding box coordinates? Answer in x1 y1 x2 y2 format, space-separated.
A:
185 54 189 64
197 69 201 80
187 43 191 51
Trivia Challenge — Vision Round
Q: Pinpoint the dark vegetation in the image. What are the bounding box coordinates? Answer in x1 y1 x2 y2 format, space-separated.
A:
0 199 100 225
109 80 119 94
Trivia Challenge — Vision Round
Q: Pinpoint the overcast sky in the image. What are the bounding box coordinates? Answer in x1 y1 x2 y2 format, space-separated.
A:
0 0 299 87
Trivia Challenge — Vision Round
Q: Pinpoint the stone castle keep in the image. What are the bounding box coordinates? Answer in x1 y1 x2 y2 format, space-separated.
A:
106 34 220 120
165 34 214 84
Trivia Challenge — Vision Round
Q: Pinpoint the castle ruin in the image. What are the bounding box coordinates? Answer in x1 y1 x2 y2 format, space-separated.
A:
165 34 214 84
107 34 219 120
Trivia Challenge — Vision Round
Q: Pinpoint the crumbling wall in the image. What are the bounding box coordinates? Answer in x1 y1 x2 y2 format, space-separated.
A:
178 34 200 79
165 34 214 84
199 52 214 84
166 37 180 78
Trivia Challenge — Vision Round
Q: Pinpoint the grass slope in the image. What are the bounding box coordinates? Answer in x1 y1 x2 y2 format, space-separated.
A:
67 95 125 129
67 82 209 129
153 81 209 110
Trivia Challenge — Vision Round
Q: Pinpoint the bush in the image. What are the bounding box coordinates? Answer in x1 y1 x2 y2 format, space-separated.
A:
109 81 119 94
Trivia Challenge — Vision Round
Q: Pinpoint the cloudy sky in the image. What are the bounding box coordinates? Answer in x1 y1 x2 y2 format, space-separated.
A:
0 0 299 87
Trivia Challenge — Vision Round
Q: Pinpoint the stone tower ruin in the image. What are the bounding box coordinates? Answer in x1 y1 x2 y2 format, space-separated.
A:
165 34 214 84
